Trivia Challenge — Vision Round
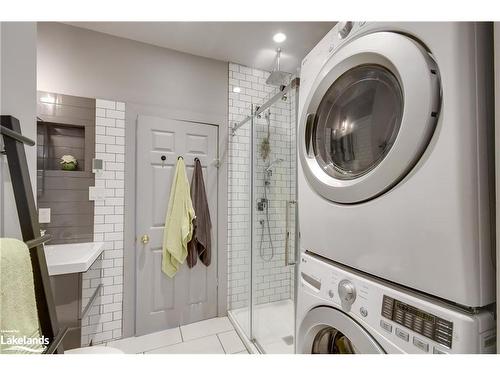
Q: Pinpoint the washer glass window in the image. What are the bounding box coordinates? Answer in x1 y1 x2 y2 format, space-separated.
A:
311 327 359 354
313 64 404 180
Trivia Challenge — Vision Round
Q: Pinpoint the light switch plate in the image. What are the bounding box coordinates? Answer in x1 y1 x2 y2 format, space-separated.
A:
39 208 51 223
89 186 106 201
92 158 104 175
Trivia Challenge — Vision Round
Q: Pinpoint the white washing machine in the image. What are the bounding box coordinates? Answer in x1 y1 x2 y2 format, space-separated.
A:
296 252 496 354
297 22 495 308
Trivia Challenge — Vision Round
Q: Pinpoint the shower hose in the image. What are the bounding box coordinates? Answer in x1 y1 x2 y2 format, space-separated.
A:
259 179 275 262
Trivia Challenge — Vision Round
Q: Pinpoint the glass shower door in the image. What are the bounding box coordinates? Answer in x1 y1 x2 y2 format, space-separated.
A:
250 86 298 354
227 78 298 354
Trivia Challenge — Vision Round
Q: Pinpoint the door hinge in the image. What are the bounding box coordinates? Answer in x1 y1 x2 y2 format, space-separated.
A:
213 158 221 169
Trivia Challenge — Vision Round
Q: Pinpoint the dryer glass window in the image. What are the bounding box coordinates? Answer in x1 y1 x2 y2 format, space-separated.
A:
311 327 359 354
313 64 403 180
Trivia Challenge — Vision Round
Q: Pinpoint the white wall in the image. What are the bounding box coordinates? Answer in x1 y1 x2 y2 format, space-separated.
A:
0 22 37 238
37 22 227 118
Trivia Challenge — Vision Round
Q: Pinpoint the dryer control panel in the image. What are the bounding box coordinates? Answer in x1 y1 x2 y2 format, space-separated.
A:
381 295 453 348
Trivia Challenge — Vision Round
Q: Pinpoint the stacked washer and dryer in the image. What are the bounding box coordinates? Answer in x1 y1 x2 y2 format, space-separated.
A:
296 22 497 354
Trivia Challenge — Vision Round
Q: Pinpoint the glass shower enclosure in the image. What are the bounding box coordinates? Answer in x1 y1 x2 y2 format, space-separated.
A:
227 77 299 354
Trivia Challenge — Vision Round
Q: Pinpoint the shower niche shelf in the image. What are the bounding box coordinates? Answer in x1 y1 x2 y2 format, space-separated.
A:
37 122 87 172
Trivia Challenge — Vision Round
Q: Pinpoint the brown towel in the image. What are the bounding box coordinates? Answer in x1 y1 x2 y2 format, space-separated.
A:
187 158 212 268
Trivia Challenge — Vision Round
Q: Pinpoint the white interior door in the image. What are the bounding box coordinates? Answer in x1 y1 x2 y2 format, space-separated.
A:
136 114 218 336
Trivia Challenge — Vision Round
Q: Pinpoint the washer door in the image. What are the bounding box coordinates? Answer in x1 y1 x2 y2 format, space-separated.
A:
299 32 441 203
298 307 384 354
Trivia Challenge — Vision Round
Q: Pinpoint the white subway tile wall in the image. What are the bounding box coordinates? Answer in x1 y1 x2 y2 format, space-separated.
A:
81 99 125 346
227 63 297 311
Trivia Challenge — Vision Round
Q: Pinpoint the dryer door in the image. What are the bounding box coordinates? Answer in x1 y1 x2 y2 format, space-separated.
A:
298 306 384 354
299 32 441 203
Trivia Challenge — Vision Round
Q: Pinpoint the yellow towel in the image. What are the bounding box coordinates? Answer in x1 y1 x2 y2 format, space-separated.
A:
162 158 195 277
0 238 45 354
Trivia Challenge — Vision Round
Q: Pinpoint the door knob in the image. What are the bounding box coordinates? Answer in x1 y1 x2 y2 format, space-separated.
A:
140 234 150 244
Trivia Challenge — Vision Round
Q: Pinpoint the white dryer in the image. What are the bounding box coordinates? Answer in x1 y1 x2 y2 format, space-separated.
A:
296 252 496 354
297 22 495 308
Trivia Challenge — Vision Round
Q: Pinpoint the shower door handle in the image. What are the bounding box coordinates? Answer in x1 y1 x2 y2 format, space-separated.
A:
285 200 297 266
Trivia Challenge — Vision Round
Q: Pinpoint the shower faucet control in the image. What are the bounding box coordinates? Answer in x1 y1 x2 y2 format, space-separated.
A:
257 198 267 211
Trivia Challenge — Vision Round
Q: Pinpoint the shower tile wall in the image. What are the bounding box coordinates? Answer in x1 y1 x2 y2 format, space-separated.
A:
81 99 125 346
227 62 296 310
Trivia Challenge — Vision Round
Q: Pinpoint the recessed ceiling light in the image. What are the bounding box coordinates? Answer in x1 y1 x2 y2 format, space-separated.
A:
273 32 287 43
233 86 241 93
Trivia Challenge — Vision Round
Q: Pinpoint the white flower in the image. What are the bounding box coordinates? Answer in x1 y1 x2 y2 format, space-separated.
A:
60 155 77 164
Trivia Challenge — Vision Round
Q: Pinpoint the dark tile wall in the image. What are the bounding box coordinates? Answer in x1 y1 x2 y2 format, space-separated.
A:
37 92 96 244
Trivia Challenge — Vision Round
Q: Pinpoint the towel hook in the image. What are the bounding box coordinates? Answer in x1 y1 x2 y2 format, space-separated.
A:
161 155 166 167
177 155 183 160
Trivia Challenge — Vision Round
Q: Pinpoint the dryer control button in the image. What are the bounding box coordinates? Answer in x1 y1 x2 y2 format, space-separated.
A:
433 347 447 354
413 337 429 352
395 328 409 342
380 320 393 333
360 307 368 317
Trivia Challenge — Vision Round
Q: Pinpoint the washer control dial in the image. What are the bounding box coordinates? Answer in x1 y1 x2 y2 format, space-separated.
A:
338 279 357 304
338 21 353 39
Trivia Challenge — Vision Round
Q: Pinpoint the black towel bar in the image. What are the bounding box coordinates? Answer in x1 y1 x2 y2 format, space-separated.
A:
0 121 36 146
26 234 53 250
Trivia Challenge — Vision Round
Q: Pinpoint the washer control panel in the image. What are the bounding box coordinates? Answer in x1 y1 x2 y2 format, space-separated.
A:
381 295 453 349
299 252 496 353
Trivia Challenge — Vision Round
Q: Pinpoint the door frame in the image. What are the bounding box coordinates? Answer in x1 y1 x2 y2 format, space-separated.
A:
122 102 229 338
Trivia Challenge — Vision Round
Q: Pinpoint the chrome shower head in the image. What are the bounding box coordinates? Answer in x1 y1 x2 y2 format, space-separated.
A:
266 48 291 87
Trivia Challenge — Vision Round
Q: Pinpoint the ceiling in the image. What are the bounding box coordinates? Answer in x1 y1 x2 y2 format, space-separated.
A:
65 22 335 73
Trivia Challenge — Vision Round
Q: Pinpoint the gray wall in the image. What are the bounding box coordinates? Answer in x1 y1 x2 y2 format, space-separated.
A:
0 22 37 238
37 22 228 118
37 92 96 244
37 22 229 338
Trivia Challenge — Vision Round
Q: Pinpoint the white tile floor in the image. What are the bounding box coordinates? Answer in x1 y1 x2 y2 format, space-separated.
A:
106 317 248 354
